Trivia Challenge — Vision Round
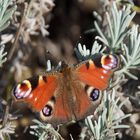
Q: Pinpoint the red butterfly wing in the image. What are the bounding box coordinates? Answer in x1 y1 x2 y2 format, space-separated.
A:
76 54 119 90
12 54 119 125
13 73 74 124
39 53 119 123
68 81 103 121
69 54 119 119
13 75 58 111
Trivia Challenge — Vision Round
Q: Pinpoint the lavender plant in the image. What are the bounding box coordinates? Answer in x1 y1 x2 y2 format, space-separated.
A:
116 25 140 80
0 106 17 140
30 120 64 140
0 45 7 67
0 0 16 139
0 0 16 32
0 0 16 66
85 90 131 140
94 2 136 51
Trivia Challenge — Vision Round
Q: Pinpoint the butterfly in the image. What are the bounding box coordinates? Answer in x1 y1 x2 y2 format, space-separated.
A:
12 53 119 125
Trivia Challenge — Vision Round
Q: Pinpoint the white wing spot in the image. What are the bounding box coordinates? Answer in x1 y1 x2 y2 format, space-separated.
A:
103 70 108 74
101 76 104 79
29 94 33 99
35 97 38 101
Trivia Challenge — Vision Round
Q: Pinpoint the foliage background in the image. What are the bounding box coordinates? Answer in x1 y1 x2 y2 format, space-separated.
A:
0 0 140 140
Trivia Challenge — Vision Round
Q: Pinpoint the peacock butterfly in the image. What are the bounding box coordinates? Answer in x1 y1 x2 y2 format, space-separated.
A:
12 54 119 125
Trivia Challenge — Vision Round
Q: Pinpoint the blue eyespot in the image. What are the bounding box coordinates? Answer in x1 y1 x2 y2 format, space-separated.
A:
42 105 52 116
90 88 100 101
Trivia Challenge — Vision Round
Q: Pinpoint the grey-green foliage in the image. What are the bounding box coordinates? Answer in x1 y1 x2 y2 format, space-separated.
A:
0 45 7 67
94 2 135 51
75 41 102 61
0 0 16 67
85 90 130 140
30 120 64 140
0 119 16 140
116 25 140 80
0 0 16 32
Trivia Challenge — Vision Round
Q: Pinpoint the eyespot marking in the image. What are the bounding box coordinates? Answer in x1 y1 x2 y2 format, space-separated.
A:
90 88 100 101
42 105 53 117
85 85 100 101
13 80 32 99
39 100 54 121
101 55 118 70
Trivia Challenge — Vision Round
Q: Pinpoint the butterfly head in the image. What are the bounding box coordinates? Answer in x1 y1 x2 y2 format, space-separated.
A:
60 61 72 75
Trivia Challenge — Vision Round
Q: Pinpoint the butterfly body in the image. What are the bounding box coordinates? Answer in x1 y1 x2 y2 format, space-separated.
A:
13 54 119 125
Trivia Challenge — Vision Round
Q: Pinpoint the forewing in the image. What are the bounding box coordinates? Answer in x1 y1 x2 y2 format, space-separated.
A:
76 54 119 90
13 74 58 111
13 73 74 124
70 54 119 119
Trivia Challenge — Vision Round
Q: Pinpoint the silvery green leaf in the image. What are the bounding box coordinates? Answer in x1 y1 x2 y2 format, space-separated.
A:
0 45 7 67
0 21 9 32
75 41 104 61
94 2 135 50
85 90 130 140
0 6 16 27
117 25 140 79
0 0 16 32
